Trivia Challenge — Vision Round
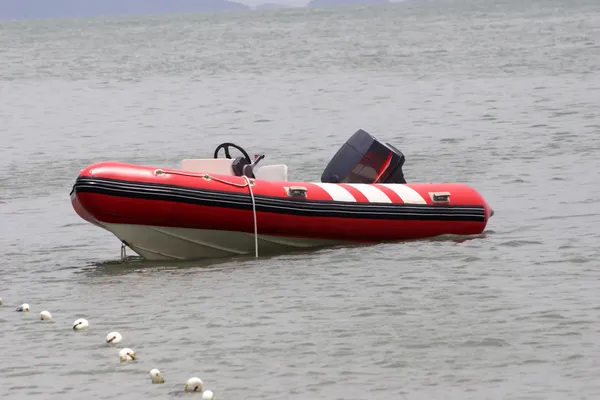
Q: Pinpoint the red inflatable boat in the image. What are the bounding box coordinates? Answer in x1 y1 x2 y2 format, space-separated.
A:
70 129 493 261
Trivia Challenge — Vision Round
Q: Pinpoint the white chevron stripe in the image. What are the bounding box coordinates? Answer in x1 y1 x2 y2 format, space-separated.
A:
376 184 427 204
312 183 356 202
345 184 392 203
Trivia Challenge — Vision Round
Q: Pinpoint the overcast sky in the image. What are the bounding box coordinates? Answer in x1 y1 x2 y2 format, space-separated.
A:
239 0 404 6
239 0 320 5
244 0 300 4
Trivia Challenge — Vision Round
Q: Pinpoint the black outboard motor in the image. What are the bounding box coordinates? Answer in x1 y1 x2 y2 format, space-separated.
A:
321 129 407 184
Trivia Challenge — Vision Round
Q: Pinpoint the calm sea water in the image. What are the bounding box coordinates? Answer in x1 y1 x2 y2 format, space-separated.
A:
1 0 600 398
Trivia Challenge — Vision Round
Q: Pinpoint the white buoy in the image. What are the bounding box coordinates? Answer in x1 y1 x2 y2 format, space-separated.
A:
106 331 123 344
149 368 165 384
0 297 3 305
184 377 204 392
119 348 136 362
203 389 215 399
72 318 89 330
16 303 30 312
40 311 52 321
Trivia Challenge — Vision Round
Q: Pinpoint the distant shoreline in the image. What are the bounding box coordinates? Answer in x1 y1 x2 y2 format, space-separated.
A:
0 0 394 21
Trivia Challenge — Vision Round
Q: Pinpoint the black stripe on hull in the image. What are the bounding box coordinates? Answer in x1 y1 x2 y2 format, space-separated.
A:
71 177 487 222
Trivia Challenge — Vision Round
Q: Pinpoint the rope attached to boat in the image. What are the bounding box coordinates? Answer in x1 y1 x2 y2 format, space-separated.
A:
154 169 259 258
243 175 259 258
120 242 127 263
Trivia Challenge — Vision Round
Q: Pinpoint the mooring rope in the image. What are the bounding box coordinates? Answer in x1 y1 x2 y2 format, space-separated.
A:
154 169 259 258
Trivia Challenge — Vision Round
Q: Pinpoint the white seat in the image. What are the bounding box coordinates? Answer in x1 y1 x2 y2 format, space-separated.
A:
180 159 234 175
254 164 288 182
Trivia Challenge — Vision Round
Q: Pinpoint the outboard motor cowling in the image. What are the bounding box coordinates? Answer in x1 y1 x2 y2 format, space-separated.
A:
321 129 407 184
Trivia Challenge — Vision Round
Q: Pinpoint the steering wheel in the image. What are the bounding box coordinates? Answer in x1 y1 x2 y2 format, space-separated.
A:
213 142 252 164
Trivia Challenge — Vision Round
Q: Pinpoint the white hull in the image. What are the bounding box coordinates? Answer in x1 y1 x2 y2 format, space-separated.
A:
100 223 354 261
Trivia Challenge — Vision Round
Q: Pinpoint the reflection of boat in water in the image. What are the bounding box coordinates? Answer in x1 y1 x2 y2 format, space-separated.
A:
70 129 493 261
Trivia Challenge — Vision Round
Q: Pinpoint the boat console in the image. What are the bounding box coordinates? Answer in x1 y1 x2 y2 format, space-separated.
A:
320 129 407 184
181 142 289 182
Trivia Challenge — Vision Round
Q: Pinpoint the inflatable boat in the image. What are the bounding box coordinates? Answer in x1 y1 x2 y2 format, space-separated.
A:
70 129 493 261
